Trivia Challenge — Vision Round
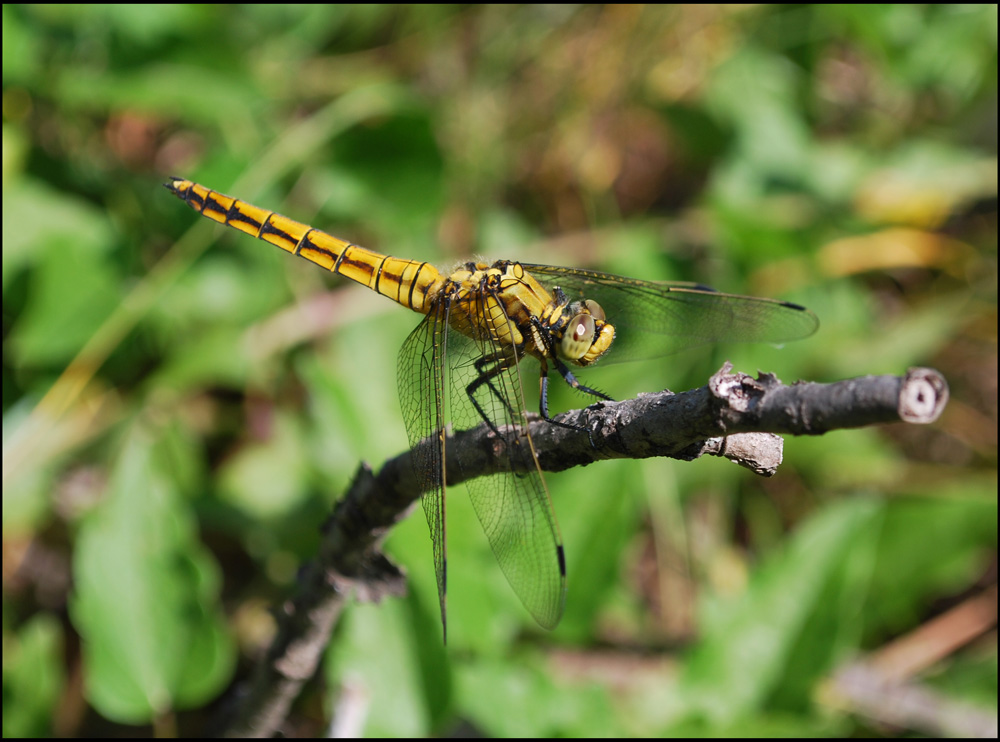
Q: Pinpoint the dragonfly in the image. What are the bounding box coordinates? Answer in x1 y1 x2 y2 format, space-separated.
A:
165 178 818 639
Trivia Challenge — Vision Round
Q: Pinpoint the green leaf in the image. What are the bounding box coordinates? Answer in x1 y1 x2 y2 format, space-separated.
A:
4 182 119 365
216 411 312 519
329 600 448 737
70 424 235 723
677 498 882 724
2 614 65 737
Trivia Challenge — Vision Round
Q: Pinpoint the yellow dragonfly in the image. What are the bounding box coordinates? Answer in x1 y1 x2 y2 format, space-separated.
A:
165 178 818 639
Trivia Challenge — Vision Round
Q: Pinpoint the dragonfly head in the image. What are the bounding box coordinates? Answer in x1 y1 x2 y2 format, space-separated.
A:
558 299 615 366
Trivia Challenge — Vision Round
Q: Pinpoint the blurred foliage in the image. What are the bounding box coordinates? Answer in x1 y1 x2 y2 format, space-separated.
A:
2 4 996 737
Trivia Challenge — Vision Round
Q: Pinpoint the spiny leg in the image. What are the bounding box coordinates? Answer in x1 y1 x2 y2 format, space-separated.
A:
552 356 613 402
537 358 612 434
466 351 517 436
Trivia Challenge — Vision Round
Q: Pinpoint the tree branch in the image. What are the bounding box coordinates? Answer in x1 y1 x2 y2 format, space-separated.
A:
216 365 948 737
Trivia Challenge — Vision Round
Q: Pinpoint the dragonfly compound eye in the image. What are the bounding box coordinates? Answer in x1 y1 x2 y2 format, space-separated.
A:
560 313 596 360
584 299 605 321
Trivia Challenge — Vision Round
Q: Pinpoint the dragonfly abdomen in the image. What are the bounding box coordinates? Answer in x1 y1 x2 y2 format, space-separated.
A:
164 178 445 314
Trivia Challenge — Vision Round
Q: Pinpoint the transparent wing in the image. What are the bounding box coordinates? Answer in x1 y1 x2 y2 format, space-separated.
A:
446 290 567 630
522 263 819 364
398 308 449 637
398 294 567 635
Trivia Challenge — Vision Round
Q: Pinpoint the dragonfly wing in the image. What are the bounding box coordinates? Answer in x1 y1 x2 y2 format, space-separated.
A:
446 295 567 630
398 308 450 638
522 263 819 364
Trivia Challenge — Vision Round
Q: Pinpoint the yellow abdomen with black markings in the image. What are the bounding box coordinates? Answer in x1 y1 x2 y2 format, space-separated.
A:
165 178 445 314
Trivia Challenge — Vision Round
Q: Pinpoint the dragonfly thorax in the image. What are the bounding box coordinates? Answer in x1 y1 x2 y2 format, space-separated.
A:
435 260 615 368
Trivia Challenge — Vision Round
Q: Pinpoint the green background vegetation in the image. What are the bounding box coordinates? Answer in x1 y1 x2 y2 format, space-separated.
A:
3 4 996 737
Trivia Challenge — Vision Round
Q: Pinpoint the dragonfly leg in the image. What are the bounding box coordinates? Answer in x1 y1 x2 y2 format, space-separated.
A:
467 349 548 479
539 362 569 424
539 359 613 449
466 352 518 436
538 359 612 435
552 357 614 403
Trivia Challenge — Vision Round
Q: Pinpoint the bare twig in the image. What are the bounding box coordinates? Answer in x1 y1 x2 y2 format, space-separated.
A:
822 661 997 738
217 365 949 737
817 586 998 737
